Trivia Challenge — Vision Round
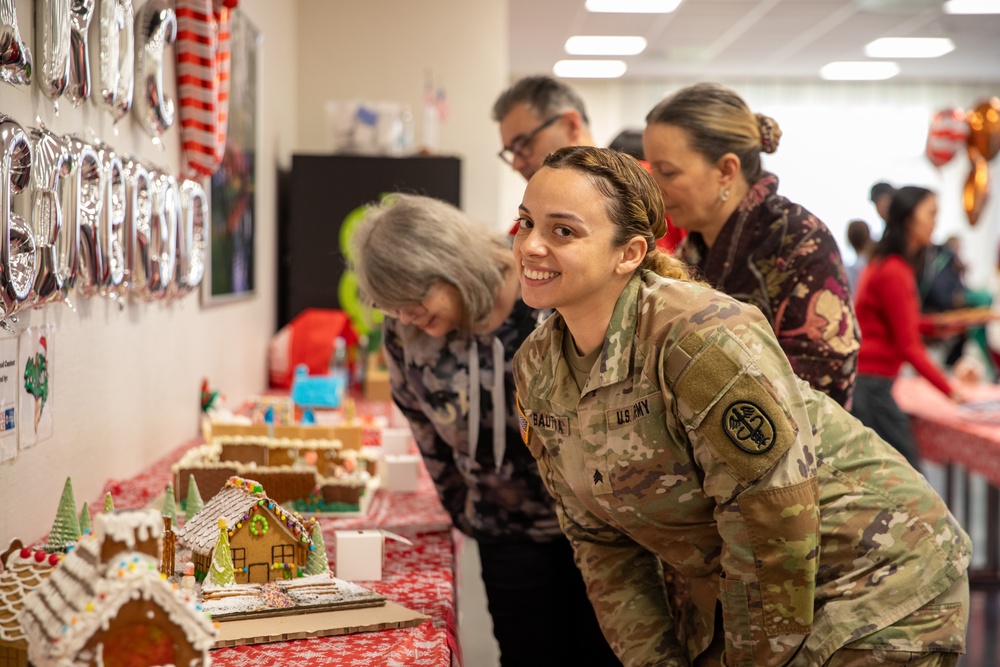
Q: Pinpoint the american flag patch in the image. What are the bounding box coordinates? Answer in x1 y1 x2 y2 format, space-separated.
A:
516 395 530 445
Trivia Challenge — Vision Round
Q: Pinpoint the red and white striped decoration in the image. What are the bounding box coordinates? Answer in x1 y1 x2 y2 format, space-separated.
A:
926 107 970 168
175 0 237 177
214 0 235 166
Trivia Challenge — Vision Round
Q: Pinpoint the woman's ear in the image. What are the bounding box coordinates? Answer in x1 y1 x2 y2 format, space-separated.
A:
617 235 648 275
717 152 741 187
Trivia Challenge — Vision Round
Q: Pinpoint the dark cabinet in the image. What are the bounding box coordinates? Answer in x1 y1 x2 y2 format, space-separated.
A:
279 154 461 328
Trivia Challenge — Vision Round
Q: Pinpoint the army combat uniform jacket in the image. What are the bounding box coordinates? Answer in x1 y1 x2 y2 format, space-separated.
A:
513 271 970 667
384 299 564 543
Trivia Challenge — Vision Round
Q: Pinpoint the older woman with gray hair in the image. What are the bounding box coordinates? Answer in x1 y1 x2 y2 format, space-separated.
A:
349 193 619 667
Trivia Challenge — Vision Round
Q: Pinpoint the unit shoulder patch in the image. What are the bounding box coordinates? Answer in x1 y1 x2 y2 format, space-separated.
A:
722 401 776 454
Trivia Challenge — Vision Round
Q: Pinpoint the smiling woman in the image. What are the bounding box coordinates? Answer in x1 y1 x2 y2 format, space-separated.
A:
512 145 971 667
347 193 621 667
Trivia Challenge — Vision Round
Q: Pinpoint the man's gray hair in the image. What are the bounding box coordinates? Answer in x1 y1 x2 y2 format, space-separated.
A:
492 75 590 125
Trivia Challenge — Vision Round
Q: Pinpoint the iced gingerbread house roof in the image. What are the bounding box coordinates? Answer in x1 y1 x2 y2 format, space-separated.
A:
178 476 313 557
19 510 217 667
0 542 60 650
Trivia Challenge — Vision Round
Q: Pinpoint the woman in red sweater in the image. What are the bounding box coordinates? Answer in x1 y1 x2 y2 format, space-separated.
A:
852 186 963 470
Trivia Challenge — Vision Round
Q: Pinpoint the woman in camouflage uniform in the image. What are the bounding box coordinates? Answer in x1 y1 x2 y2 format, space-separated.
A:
512 147 970 667
350 194 620 667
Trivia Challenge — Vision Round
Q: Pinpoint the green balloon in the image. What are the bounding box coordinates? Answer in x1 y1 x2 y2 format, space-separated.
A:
339 270 382 336
339 205 369 264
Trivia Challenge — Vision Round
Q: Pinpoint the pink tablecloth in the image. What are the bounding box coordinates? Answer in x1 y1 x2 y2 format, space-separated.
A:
98 418 459 667
892 376 1000 487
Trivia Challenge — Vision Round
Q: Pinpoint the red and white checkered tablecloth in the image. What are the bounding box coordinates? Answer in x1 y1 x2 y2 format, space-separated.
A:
96 409 460 667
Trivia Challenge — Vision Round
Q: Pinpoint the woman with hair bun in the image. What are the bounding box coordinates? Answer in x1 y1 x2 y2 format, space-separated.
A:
643 82 859 407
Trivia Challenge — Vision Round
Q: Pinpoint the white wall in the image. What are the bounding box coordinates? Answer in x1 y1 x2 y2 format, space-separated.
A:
567 79 1000 291
0 0 298 546
293 0 509 229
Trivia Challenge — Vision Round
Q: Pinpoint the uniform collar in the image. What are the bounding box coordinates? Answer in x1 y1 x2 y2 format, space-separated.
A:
538 273 644 404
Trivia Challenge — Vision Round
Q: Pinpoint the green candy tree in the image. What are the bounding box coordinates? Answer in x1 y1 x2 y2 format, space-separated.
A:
185 475 204 522
78 502 91 534
209 518 236 587
162 483 177 526
304 520 329 575
46 478 81 553
103 492 115 513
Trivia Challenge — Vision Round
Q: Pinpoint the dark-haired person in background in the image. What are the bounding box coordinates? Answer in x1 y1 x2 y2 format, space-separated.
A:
852 185 967 470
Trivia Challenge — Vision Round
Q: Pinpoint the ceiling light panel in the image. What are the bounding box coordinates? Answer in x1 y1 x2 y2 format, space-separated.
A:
565 35 647 55
944 0 1000 14
585 0 682 13
553 59 628 78
820 61 900 80
865 37 955 58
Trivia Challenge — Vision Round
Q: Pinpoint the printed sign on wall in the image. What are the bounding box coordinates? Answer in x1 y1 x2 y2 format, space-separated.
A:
19 325 54 450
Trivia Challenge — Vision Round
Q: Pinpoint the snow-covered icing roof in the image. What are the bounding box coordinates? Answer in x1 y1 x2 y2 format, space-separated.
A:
18 511 217 666
177 477 313 557
0 545 60 643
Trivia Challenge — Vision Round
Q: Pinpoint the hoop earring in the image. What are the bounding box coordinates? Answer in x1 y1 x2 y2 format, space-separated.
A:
720 188 730 203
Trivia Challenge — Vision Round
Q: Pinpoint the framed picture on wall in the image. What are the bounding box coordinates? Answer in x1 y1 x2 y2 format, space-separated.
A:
204 10 260 304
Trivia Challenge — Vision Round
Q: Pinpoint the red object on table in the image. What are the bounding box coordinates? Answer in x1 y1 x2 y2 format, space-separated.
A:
269 309 360 389
97 400 459 667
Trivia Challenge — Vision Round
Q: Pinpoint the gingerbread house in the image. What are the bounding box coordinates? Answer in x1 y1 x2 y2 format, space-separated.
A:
178 477 314 584
18 510 217 667
0 541 60 667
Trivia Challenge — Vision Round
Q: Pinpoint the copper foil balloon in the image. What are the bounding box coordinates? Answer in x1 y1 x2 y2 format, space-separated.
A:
134 0 177 139
63 136 103 294
66 0 96 106
0 115 38 324
963 147 990 227
968 97 1000 163
0 0 33 85
95 0 135 122
122 155 151 293
28 125 73 306
176 179 207 293
35 0 71 101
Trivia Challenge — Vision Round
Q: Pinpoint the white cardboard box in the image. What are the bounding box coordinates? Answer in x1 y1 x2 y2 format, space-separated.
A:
380 427 412 455
334 529 384 581
381 454 421 493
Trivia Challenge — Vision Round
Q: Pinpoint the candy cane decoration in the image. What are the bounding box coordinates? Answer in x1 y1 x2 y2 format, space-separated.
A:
175 0 237 176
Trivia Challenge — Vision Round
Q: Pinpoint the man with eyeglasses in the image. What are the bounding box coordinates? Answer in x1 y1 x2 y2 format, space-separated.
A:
492 75 596 182
493 75 685 251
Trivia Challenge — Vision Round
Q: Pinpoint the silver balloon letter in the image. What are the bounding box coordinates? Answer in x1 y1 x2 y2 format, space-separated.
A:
122 155 150 294
96 0 134 121
175 179 207 293
35 0 71 100
0 115 38 322
0 0 33 85
29 125 72 306
64 136 103 295
134 0 177 138
66 0 96 106
96 143 125 291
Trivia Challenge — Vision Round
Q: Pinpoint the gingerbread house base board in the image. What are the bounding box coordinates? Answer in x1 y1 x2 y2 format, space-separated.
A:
213 600 429 648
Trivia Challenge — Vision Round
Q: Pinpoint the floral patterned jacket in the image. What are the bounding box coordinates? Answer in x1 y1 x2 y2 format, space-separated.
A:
678 173 859 407
382 300 563 543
